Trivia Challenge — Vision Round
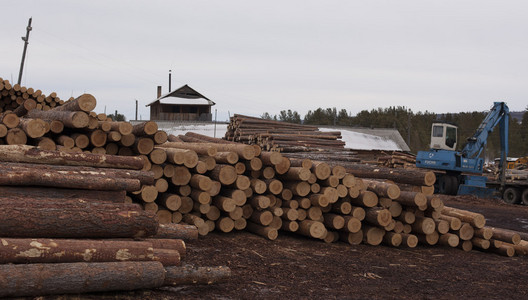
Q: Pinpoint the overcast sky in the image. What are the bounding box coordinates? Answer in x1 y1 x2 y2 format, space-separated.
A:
1 1 527 121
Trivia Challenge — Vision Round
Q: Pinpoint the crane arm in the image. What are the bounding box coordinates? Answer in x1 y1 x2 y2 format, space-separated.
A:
461 102 509 160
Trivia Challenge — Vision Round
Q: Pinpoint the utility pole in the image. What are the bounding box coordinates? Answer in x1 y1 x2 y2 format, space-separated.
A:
18 17 33 85
168 70 172 92
135 100 138 121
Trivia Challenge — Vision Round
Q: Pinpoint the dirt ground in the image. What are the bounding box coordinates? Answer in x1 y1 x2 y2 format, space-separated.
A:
45 195 528 300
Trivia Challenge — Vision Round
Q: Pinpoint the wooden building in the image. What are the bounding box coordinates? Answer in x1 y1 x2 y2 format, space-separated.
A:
147 84 215 121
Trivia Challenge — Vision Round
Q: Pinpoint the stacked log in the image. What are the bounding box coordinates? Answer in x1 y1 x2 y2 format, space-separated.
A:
0 79 231 296
148 132 528 257
224 114 345 151
377 151 416 168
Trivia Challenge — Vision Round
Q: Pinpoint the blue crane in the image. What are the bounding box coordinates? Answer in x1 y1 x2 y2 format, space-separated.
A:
415 102 509 196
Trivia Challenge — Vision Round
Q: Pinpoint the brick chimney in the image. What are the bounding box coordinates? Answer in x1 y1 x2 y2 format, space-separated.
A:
157 86 162 99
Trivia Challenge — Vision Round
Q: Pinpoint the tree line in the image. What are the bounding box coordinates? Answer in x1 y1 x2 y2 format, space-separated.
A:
261 106 528 159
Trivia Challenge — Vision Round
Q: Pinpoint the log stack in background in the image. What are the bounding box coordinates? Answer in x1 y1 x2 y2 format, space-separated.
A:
224 114 345 152
156 131 528 258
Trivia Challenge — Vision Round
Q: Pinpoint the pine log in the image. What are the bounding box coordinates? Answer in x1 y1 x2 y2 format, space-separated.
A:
0 163 141 191
297 220 326 239
395 191 427 207
411 216 436 235
363 225 385 246
322 213 345 230
13 98 36 116
152 248 181 266
474 227 494 240
401 233 418 248
486 227 521 245
342 216 362 233
0 261 165 297
0 199 158 238
244 221 277 240
441 206 486 229
209 164 237 185
350 190 378 207
0 186 126 203
363 179 401 199
52 93 97 112
27 109 89 128
383 232 403 247
364 207 392 227
260 151 283 165
437 214 462 230
164 265 231 286
159 142 218 156
472 237 491 250
0 238 156 264
18 118 47 138
6 128 27 144
153 223 199 240
455 223 475 241
340 230 363 245
0 112 19 128
0 161 153 185
0 144 144 169
438 233 460 247
328 161 436 186
132 121 159 136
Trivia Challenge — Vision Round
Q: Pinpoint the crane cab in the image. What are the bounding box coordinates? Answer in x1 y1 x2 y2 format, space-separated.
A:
430 123 457 151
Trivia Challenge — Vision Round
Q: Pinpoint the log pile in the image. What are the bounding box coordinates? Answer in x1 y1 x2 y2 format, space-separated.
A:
0 79 230 297
0 152 230 297
377 151 416 168
2 78 528 294
224 114 345 152
146 131 528 257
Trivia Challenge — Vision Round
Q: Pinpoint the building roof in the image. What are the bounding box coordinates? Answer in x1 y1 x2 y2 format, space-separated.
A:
146 84 216 107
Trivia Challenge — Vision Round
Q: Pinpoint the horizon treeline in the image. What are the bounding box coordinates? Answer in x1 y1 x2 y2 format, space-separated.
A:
261 106 528 158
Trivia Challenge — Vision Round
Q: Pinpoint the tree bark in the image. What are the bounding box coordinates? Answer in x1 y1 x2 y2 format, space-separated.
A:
153 223 199 240
0 261 165 297
27 108 89 128
0 186 126 202
0 238 157 264
0 163 141 191
0 144 144 169
326 161 436 186
0 198 158 238
441 206 486 229
51 93 97 112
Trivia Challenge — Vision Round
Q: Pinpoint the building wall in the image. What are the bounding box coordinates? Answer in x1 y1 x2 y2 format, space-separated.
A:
149 103 212 121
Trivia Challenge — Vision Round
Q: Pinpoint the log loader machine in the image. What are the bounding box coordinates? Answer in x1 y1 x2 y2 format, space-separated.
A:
415 102 528 204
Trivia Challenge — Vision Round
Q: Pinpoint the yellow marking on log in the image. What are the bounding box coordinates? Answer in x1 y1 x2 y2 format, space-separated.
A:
83 249 96 261
116 249 132 261
16 248 44 258
49 242 58 247
1 239 8 246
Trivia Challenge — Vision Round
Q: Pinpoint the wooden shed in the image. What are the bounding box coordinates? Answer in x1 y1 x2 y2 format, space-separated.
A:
147 84 215 121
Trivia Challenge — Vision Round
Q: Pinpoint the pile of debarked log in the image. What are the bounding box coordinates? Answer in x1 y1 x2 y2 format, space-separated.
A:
224 114 345 152
0 145 230 297
151 131 528 258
